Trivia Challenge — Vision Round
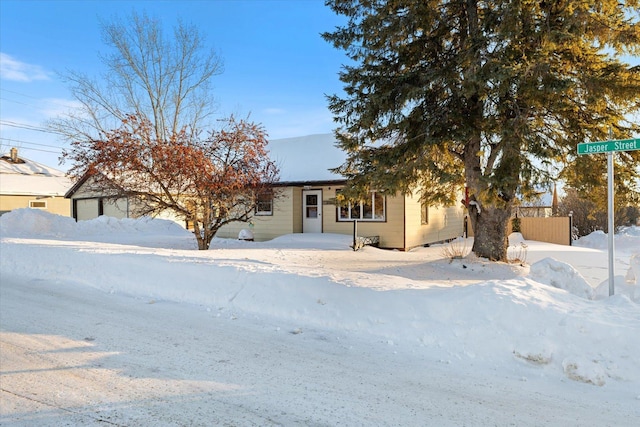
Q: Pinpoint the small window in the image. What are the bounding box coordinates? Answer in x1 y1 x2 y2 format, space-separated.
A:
255 192 273 216
305 194 319 218
29 200 47 209
421 202 429 225
337 190 385 221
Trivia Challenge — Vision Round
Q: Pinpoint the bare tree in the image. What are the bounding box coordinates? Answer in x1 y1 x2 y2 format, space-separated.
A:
64 114 279 250
558 187 640 238
49 11 223 144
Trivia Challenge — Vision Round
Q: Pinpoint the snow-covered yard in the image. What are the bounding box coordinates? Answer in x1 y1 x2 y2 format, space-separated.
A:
1 209 639 426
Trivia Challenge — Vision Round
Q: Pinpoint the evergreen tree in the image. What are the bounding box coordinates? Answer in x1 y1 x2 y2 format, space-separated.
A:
323 0 640 260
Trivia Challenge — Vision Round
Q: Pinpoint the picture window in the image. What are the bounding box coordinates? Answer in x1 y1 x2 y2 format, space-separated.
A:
337 190 385 221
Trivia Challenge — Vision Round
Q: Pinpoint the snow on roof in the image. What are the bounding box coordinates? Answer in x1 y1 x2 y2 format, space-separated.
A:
267 134 346 183
1 134 346 196
0 152 72 196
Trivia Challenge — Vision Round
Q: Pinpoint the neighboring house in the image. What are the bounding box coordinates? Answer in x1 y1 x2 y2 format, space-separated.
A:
64 172 130 221
514 205 554 218
0 148 72 217
65 134 466 250
512 184 560 218
64 172 184 225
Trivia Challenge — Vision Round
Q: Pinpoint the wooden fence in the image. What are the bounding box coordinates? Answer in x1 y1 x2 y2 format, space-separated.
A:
468 216 572 246
511 216 572 245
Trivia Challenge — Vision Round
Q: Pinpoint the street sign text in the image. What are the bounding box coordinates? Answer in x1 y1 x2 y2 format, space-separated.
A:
577 138 640 155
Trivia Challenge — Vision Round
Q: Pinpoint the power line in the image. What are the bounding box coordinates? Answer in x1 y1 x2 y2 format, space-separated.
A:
0 88 42 99
0 96 33 107
0 144 60 155
0 137 66 150
0 120 65 135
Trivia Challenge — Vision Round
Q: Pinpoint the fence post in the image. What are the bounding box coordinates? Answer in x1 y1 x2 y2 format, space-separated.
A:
568 212 573 246
352 219 358 251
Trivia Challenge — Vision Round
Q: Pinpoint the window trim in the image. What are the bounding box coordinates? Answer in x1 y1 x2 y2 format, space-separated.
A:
336 190 386 222
29 200 47 209
255 191 274 216
421 202 429 225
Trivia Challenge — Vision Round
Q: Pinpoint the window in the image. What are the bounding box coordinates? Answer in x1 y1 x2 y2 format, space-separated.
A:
255 192 273 216
421 202 429 225
337 190 385 221
305 194 318 218
29 200 47 209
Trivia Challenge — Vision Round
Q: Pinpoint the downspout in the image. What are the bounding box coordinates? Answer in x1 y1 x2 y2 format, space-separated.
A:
403 194 406 250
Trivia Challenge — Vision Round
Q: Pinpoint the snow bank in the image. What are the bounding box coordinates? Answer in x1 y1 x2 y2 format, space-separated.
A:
574 230 608 249
574 226 640 251
0 208 196 249
0 207 77 237
528 257 595 299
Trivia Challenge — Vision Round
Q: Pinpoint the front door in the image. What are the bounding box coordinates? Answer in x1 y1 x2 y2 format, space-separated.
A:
302 189 322 233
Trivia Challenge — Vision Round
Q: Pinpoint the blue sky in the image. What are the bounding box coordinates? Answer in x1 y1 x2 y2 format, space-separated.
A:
1 1 638 172
0 0 348 169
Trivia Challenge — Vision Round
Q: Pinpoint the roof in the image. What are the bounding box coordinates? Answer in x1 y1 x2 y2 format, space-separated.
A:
267 134 346 183
65 134 349 198
0 152 72 196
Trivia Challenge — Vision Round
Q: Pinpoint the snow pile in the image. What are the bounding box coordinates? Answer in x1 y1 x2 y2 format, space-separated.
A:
574 227 640 251
528 257 595 299
0 207 77 237
508 232 526 245
574 230 608 249
615 226 640 251
0 208 196 249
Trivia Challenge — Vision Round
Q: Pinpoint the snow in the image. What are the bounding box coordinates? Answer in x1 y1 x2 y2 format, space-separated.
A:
0 153 67 177
1 208 639 425
267 133 345 182
0 153 72 196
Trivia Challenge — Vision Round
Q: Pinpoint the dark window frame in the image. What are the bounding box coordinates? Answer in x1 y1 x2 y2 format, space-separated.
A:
255 191 274 216
336 190 386 222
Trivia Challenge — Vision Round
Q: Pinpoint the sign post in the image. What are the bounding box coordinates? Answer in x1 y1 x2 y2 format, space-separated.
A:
577 137 640 296
607 151 615 297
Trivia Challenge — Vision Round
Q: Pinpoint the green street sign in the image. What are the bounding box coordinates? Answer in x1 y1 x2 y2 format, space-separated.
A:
577 138 640 155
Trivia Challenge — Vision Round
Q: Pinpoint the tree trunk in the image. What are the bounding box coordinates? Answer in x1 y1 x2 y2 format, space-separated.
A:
196 236 208 250
192 221 209 251
470 204 512 261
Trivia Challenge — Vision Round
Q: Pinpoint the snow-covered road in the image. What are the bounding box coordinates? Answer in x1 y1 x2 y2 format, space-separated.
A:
1 274 634 426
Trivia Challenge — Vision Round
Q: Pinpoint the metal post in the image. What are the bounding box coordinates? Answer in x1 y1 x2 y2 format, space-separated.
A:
353 219 358 251
607 151 615 296
568 211 573 246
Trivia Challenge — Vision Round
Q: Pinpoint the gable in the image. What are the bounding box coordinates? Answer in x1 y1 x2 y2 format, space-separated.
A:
268 134 345 182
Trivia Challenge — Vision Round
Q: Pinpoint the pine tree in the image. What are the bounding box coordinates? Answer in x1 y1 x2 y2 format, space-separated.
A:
324 0 640 260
